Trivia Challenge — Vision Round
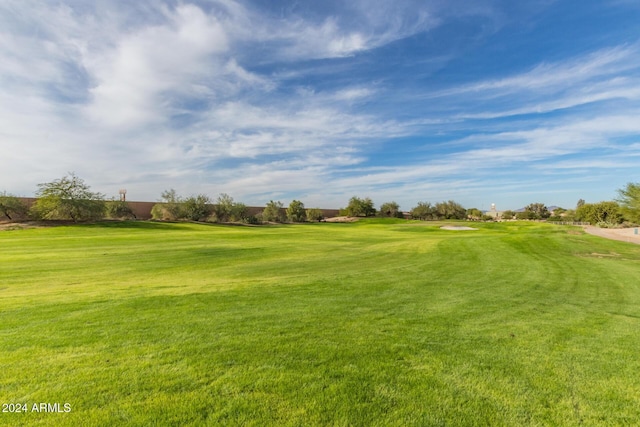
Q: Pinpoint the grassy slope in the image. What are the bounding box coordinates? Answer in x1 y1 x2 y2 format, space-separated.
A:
1 220 640 426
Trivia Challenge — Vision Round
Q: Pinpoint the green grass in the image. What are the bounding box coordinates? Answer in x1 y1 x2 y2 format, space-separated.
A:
1 220 640 426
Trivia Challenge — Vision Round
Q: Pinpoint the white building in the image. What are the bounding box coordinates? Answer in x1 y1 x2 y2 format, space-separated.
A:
484 203 503 220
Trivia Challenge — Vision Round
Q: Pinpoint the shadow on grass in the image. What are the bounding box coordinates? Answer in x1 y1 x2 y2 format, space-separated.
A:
82 220 186 230
86 220 290 230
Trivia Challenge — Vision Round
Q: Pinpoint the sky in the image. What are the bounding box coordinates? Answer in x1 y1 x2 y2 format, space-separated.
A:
1 0 639 211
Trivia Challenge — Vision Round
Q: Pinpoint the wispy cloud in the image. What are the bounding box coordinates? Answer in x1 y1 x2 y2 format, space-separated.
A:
256 0 438 60
1 0 639 210
424 45 640 120
461 45 638 94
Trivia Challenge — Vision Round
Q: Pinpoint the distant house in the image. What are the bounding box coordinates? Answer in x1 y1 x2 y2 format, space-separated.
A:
483 203 502 220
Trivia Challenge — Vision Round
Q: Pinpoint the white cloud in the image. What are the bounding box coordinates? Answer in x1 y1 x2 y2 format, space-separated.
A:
419 45 640 125
1 0 639 210
332 87 376 102
85 4 230 128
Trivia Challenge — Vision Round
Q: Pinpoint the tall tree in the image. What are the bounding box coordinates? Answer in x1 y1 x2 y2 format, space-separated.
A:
31 173 105 221
435 200 466 219
151 189 184 220
287 200 306 222
617 182 640 223
524 203 550 219
182 194 212 221
230 202 249 222
410 202 436 220
160 189 184 219
211 193 248 222
576 201 622 225
262 200 285 222
306 208 324 222
379 201 401 218
346 196 376 217
466 208 483 220
213 193 235 222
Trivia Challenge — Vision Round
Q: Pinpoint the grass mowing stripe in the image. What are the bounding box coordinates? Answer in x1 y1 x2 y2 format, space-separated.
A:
1 220 640 425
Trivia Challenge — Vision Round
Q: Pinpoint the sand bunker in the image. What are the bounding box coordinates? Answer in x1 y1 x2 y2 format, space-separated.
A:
440 225 478 231
324 216 359 223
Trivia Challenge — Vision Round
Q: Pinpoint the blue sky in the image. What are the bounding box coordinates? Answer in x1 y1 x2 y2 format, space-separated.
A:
1 0 639 211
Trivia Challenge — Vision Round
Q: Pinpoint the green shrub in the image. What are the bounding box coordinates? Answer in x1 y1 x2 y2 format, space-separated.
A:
410 202 436 220
345 196 376 217
151 203 174 220
106 200 136 220
379 201 401 218
287 200 306 222
306 208 324 222
262 200 285 222
0 192 28 220
617 182 640 223
516 211 537 220
182 194 212 221
159 189 184 219
31 173 105 222
501 210 515 220
435 200 466 219
576 201 622 225
243 215 260 225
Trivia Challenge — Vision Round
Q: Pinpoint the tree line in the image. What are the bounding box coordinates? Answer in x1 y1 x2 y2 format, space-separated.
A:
149 191 324 224
545 196 639 228
1 173 639 227
0 173 326 224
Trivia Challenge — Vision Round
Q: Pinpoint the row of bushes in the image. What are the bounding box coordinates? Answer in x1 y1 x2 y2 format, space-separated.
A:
149 190 325 224
337 197 472 220
545 200 636 228
0 174 326 224
0 174 142 222
0 192 326 225
0 193 139 222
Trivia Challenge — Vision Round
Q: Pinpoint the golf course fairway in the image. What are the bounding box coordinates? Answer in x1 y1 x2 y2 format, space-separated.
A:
1 219 639 426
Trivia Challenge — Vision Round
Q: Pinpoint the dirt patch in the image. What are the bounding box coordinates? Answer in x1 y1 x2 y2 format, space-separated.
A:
0 222 37 231
576 252 622 259
590 252 620 257
0 220 79 231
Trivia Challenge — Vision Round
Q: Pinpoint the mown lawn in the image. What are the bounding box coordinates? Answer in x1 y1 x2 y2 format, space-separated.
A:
1 220 640 426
